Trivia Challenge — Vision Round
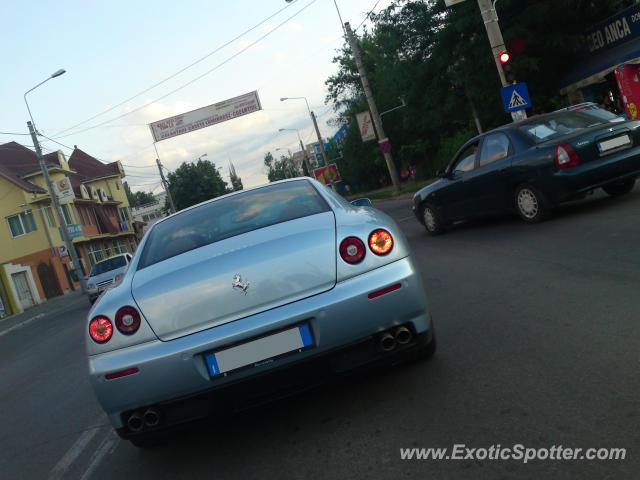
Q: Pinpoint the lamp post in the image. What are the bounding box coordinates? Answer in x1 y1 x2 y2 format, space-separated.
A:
285 0 401 192
25 69 87 292
278 128 312 176
280 96 328 167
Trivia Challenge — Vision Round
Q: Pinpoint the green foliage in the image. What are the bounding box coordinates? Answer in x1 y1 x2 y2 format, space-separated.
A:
166 159 229 210
264 151 301 182
325 0 630 193
123 181 156 208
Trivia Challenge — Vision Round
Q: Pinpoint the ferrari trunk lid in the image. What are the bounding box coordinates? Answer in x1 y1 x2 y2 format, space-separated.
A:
131 211 336 341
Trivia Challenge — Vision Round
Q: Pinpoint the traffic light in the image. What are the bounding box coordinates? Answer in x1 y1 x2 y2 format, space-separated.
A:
498 51 516 84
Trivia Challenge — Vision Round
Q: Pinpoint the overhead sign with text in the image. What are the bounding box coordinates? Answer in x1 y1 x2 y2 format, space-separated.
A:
149 91 262 142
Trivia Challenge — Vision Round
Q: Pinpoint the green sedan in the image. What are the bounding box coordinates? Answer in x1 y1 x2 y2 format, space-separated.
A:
413 107 639 235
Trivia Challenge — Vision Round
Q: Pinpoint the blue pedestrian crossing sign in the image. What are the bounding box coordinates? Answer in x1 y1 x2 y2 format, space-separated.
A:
501 82 532 112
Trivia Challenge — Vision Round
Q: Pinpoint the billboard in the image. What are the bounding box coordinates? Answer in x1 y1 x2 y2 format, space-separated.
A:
149 91 262 142
356 111 376 142
313 163 341 185
54 177 75 204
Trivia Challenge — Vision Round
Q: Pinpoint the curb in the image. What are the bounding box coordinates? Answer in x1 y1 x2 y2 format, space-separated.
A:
0 294 87 338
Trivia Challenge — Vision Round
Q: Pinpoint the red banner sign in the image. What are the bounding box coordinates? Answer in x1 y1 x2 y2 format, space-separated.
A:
313 163 341 185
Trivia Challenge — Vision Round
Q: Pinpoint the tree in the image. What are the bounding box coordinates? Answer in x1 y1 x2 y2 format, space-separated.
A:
324 0 631 192
123 181 156 208
229 161 243 191
166 158 229 210
264 151 301 182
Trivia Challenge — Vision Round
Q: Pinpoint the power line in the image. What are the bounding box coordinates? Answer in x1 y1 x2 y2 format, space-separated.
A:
38 133 74 152
53 0 318 139
0 131 31 136
355 0 383 31
50 0 306 139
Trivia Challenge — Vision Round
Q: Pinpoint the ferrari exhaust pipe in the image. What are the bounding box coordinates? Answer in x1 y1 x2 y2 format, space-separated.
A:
143 408 161 428
127 412 144 432
379 332 396 352
395 326 412 345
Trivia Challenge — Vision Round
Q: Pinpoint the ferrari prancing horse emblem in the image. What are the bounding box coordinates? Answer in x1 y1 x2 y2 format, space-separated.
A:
232 274 250 295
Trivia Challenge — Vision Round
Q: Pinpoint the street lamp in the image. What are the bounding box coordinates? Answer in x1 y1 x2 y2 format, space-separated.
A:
285 0 401 192
280 96 329 166
24 69 87 292
278 128 312 176
192 153 208 163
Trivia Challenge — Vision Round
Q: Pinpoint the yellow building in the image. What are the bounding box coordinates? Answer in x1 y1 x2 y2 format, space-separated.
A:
0 142 137 317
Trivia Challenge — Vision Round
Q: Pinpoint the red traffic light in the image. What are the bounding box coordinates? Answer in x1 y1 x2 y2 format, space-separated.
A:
499 51 511 64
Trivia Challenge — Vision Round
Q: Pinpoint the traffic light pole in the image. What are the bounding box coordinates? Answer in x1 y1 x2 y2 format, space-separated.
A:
477 0 508 87
476 0 527 121
344 22 401 193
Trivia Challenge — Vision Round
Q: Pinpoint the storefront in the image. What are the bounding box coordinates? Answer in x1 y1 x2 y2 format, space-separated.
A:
560 3 640 118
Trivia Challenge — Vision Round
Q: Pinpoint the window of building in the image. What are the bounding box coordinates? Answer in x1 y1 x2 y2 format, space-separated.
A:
7 211 37 238
61 204 73 225
44 206 56 228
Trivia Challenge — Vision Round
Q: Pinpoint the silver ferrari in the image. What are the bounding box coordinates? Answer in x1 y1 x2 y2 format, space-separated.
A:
86 178 435 447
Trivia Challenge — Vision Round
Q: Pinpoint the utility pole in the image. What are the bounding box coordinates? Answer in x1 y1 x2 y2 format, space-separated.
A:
310 111 329 166
299 138 313 177
477 0 508 87
476 0 526 121
156 157 176 214
28 121 86 292
344 22 401 192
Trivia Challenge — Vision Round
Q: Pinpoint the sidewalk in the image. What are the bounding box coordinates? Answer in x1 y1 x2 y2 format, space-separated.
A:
0 291 87 337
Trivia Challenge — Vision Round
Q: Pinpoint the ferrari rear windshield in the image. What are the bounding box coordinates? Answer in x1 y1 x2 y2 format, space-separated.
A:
137 180 330 269
520 109 621 142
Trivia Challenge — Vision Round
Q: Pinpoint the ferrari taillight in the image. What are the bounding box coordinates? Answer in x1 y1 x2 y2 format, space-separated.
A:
555 143 581 169
89 316 113 343
368 229 394 256
339 237 366 264
115 306 141 335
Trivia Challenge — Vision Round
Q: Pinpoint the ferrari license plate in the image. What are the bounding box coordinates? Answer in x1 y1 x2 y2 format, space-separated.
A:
204 324 314 377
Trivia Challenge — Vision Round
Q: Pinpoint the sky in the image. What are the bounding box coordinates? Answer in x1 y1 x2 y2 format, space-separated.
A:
0 0 393 194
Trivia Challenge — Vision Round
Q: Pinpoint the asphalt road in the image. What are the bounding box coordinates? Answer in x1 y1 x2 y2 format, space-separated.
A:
1 187 638 480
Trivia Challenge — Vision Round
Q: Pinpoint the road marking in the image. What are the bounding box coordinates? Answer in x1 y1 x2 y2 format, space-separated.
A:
48 426 102 480
79 430 119 480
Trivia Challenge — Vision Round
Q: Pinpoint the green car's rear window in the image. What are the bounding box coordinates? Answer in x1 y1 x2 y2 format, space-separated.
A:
520 109 621 142
138 180 330 269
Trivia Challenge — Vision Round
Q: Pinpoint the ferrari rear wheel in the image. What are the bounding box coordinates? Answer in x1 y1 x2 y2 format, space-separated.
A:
422 204 444 235
603 178 635 196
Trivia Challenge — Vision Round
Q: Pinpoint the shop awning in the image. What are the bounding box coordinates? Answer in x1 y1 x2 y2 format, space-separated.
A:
560 38 640 94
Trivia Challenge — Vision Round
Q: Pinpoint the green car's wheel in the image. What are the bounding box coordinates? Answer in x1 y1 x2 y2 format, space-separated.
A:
515 184 550 223
603 178 635 197
422 204 444 235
